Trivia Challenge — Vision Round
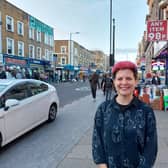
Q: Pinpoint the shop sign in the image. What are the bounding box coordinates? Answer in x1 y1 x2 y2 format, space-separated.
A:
152 61 165 71
147 20 168 41
5 57 27 66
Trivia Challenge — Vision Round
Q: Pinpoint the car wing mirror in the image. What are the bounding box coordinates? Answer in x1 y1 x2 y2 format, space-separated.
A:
4 99 19 111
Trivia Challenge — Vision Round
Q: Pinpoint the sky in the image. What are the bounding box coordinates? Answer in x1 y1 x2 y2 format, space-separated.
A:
7 0 148 61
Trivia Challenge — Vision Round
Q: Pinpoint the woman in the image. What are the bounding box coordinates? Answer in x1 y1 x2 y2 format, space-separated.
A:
92 61 157 168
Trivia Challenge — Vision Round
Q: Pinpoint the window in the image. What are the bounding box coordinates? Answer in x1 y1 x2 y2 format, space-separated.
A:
6 37 14 54
36 47 41 59
61 46 66 53
17 21 24 35
27 82 48 96
36 30 41 42
61 57 66 65
29 45 35 58
18 41 24 56
44 33 49 45
6 16 14 32
45 49 49 60
5 84 27 101
29 27 34 39
49 35 54 47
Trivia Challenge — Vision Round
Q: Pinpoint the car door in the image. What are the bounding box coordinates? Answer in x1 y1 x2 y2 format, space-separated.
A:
27 81 49 122
3 83 36 142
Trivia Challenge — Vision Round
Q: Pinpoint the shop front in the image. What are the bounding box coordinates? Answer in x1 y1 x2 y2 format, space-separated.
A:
3 54 29 68
63 64 74 81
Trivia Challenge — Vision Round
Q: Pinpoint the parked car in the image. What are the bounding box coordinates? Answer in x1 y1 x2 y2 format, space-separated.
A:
0 79 59 147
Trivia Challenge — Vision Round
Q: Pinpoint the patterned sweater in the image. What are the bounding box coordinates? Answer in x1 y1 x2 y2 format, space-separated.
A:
92 96 158 168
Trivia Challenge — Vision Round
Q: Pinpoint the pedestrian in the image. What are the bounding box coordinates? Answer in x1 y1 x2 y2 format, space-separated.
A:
92 61 158 168
0 65 6 79
151 72 161 85
89 72 100 101
103 73 114 100
101 74 106 95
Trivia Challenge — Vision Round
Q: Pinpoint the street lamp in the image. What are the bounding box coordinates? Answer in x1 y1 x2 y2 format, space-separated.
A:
109 0 115 67
69 32 80 65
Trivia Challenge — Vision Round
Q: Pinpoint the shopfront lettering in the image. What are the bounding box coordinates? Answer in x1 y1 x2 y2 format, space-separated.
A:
5 58 27 65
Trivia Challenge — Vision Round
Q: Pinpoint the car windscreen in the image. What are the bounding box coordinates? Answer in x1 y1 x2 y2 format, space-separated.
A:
0 84 8 92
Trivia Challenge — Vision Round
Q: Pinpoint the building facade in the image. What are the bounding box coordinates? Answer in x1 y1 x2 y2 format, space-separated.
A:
0 0 54 76
54 39 106 81
138 0 168 83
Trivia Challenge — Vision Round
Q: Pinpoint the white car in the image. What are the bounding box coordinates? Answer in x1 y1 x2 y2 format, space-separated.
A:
0 79 59 147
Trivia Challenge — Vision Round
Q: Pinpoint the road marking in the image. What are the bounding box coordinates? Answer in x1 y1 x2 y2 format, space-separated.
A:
75 86 90 91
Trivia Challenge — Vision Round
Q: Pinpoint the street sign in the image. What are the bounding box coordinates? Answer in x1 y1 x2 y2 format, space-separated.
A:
147 20 168 41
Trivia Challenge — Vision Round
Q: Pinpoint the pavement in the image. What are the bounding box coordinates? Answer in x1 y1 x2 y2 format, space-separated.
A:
56 90 168 168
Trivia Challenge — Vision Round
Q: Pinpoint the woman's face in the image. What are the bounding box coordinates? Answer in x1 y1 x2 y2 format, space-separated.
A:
114 69 137 97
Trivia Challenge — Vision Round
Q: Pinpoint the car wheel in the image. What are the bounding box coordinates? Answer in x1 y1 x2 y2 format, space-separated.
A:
48 104 57 122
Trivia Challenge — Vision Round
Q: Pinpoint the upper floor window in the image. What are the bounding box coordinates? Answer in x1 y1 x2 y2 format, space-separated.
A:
6 16 14 32
49 35 54 47
61 57 66 65
61 46 66 53
44 33 49 45
45 49 49 60
29 45 35 58
18 41 24 56
29 27 34 39
17 21 24 36
36 47 41 59
6 37 14 54
36 30 41 42
74 48 78 55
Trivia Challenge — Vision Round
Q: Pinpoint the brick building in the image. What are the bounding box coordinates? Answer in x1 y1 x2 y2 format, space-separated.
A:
0 0 54 74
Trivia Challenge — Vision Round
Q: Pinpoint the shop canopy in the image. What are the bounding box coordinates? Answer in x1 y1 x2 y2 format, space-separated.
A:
63 64 74 70
155 47 168 59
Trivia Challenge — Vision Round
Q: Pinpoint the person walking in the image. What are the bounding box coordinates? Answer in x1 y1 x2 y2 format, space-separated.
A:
89 72 100 101
0 65 6 79
103 73 114 100
92 61 158 168
151 72 161 85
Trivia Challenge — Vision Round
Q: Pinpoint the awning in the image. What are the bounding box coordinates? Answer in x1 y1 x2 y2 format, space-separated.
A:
155 43 168 59
63 64 74 70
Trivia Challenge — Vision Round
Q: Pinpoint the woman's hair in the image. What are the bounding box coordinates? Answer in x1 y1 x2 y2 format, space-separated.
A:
112 61 138 79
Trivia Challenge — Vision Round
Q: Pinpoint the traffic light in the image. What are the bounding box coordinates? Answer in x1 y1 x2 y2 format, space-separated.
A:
53 54 57 62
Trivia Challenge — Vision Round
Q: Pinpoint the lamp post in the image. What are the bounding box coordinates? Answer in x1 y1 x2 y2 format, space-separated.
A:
109 0 115 67
109 0 113 67
112 18 115 64
69 32 80 65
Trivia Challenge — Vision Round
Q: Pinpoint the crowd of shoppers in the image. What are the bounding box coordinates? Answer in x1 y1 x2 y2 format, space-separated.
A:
0 64 55 83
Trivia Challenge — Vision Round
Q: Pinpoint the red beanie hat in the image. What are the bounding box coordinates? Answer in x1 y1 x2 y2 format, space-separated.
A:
112 61 137 75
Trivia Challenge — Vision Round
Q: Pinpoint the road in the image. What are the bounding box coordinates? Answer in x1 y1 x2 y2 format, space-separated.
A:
0 81 95 168
54 81 91 107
